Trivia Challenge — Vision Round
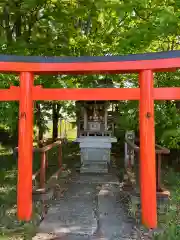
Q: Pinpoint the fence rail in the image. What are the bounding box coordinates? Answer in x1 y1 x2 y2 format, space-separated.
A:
125 137 170 193
14 140 63 192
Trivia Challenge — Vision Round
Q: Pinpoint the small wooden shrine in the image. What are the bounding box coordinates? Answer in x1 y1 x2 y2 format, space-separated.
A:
76 101 117 173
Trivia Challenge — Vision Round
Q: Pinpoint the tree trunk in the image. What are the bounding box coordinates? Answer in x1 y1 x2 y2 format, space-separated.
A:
52 103 61 141
3 4 13 43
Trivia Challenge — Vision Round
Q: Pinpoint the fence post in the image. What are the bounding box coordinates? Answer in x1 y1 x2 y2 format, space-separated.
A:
40 152 46 189
46 151 49 168
124 131 135 168
58 142 62 168
156 154 161 191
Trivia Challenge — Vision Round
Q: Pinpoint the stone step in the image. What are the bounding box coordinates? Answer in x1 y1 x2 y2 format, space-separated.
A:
82 161 108 165
72 174 120 185
80 167 108 172
80 162 108 173
81 168 108 174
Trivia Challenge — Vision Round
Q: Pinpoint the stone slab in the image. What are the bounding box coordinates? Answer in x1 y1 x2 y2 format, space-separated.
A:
73 174 120 185
34 173 136 240
80 168 108 174
38 182 97 236
80 162 108 174
76 136 117 143
97 183 135 239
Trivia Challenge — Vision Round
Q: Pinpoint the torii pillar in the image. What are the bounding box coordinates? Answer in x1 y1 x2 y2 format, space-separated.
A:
17 72 34 220
139 70 157 228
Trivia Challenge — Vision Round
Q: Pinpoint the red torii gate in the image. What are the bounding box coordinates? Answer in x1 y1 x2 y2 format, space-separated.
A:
0 51 180 229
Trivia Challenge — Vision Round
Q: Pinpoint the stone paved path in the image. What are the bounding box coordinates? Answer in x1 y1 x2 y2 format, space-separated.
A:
33 173 137 240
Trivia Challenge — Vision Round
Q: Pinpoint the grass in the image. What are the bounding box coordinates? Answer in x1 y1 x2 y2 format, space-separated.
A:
0 122 78 239
45 120 77 140
154 168 180 239
66 127 77 140
120 162 180 239
0 137 80 239
0 146 37 239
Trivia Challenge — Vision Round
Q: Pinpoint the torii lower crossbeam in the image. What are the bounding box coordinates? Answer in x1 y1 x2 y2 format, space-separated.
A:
1 86 180 101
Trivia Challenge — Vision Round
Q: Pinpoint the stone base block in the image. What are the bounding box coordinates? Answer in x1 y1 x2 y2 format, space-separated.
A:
80 161 108 173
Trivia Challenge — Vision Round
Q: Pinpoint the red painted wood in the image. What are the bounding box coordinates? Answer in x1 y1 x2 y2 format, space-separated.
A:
154 87 180 100
0 58 179 73
0 86 20 101
32 87 140 100
1 86 180 101
139 70 157 228
33 87 180 100
17 72 34 221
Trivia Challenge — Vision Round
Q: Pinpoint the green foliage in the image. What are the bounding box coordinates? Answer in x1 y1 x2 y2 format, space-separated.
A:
154 169 180 240
115 101 139 132
0 141 79 238
0 0 180 141
160 129 180 149
154 101 180 148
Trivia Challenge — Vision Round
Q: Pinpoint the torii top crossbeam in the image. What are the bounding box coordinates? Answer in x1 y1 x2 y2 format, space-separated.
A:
0 50 180 73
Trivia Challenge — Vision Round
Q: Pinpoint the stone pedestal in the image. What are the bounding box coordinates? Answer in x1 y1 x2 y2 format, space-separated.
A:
76 136 117 173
